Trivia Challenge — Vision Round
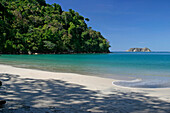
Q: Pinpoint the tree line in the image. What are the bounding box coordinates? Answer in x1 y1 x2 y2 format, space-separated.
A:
0 0 110 54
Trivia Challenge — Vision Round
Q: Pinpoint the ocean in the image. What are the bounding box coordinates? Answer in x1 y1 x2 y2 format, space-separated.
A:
0 52 170 88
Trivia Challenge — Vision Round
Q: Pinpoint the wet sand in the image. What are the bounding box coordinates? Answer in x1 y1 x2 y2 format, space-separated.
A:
0 64 170 112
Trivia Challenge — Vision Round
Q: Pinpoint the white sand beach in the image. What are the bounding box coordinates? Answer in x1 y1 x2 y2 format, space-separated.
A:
0 64 170 113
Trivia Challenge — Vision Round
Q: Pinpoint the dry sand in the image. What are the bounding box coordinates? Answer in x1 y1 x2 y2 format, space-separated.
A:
0 64 170 113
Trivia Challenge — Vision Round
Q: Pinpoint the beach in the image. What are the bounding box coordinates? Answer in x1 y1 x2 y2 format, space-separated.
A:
0 64 170 113
1 0 170 112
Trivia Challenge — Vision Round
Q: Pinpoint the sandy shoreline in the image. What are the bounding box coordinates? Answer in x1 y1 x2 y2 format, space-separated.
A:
0 64 170 112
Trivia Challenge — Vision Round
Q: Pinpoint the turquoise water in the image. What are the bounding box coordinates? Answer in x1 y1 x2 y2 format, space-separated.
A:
0 52 170 88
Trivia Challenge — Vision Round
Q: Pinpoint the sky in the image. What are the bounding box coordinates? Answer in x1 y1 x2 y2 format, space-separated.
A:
46 0 170 51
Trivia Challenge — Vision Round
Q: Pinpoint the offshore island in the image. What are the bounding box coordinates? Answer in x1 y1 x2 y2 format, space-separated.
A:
0 0 170 113
127 47 151 52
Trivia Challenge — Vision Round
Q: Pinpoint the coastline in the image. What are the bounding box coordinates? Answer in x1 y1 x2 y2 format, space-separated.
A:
0 64 170 112
0 51 111 55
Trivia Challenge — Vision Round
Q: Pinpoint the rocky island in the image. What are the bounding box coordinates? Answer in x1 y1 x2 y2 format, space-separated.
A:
126 48 151 52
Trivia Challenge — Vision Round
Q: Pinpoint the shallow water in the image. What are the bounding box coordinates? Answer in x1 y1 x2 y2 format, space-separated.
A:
0 52 170 88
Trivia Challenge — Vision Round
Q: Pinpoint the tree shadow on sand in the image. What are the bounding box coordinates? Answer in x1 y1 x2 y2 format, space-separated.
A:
0 73 170 113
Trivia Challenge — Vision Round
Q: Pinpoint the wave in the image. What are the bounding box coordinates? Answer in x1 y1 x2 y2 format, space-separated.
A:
113 79 170 88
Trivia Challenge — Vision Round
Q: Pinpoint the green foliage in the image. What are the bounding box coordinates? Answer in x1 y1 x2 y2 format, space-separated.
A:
0 0 110 54
85 18 89 22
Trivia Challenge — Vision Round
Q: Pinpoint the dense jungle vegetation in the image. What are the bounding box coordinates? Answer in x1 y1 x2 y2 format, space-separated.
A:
0 0 110 54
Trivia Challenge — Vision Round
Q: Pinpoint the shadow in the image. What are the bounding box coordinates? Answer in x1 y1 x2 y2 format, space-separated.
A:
0 73 170 113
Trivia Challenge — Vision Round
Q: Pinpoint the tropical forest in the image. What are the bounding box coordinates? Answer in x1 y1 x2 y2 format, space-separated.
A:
0 0 110 54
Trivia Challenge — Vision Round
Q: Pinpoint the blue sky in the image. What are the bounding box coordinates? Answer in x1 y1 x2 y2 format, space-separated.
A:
46 0 170 51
